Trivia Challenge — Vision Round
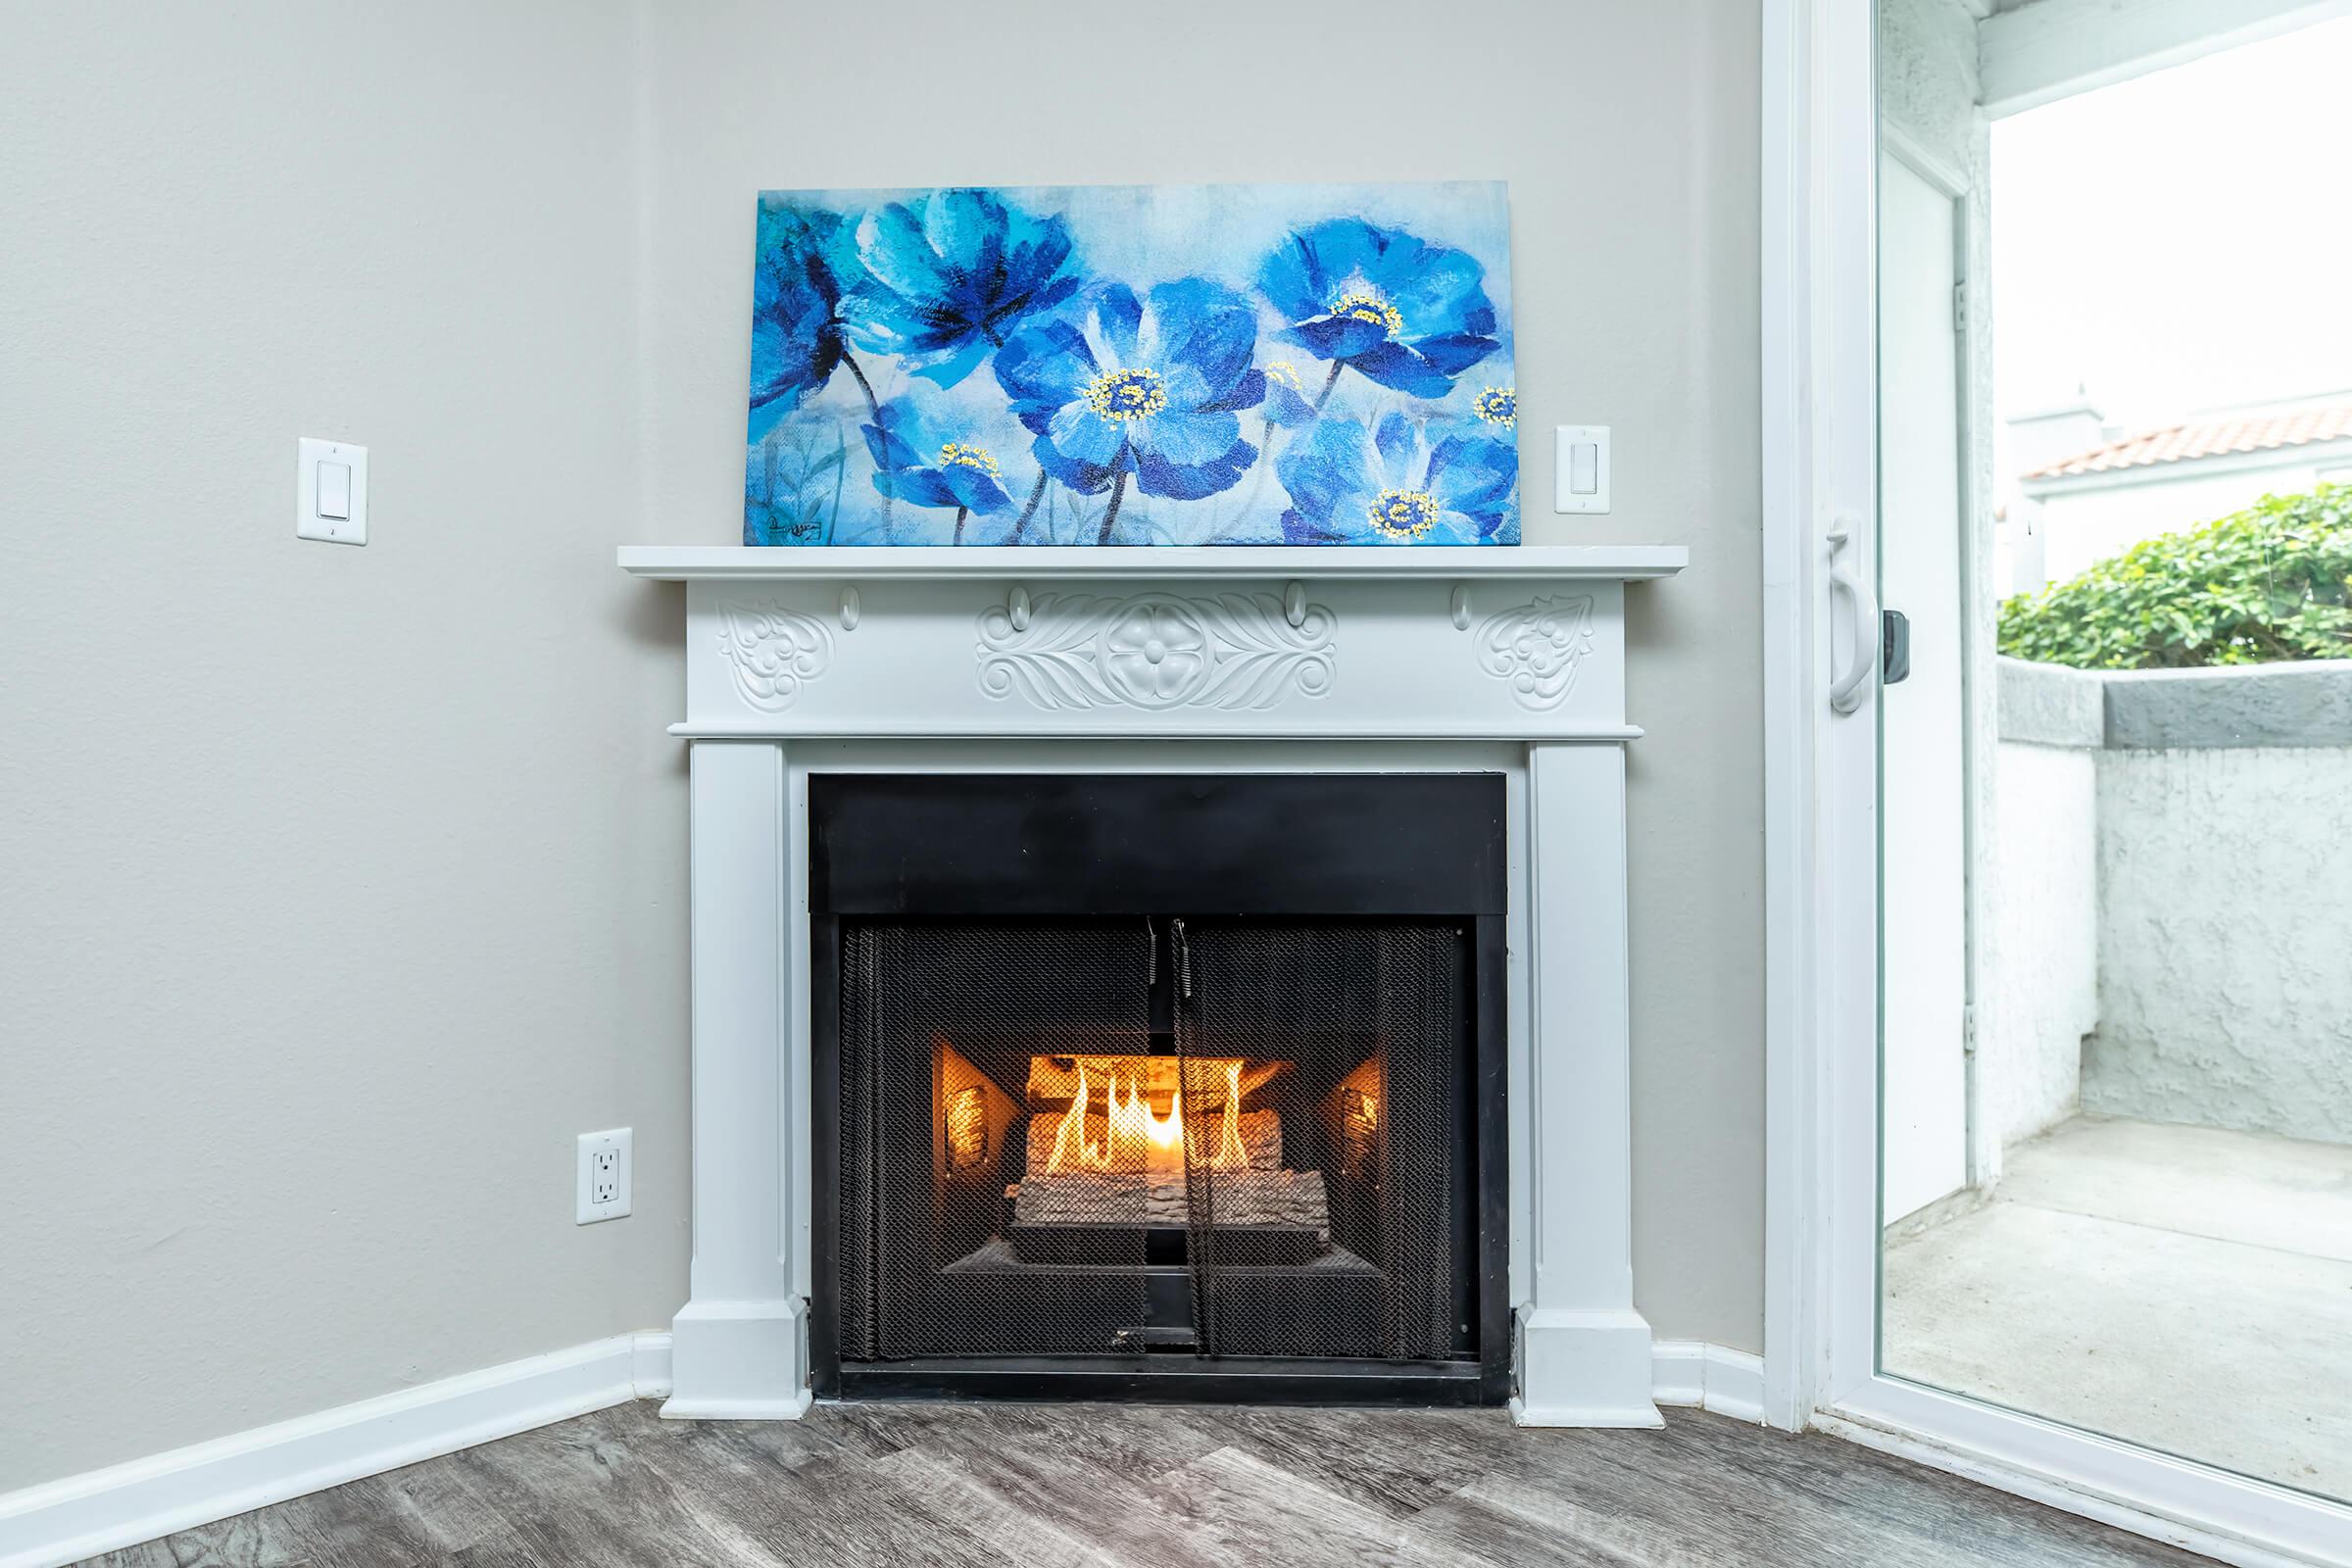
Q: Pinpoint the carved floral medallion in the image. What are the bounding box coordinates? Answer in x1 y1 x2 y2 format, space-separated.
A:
1474 594 1595 710
976 592 1337 711
716 600 835 710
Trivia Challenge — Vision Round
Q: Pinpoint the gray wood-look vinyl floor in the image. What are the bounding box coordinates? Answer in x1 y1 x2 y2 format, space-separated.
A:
78 1399 2217 1568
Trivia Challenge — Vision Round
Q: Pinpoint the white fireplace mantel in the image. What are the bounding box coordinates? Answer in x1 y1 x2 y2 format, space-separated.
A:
624 542 1686 1427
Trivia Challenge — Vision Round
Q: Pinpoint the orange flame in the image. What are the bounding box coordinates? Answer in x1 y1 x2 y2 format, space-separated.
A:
1043 1058 1250 1174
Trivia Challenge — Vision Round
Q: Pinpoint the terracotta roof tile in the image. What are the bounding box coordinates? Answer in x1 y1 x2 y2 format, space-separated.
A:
2022 400 2352 480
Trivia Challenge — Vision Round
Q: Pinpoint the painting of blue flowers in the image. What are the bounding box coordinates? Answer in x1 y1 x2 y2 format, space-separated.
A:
743 181 1517 547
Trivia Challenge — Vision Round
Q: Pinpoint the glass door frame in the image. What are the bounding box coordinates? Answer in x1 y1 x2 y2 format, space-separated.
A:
1760 1 2352 1562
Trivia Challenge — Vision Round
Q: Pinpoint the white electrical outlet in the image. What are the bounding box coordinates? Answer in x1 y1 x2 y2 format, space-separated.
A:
576 1128 632 1224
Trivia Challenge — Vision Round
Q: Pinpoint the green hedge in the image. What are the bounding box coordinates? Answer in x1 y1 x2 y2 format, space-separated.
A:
1997 483 2352 669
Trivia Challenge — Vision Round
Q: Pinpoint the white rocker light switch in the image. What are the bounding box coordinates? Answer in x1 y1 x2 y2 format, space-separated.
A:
317 462 352 519
1553 424 1612 514
297 437 368 545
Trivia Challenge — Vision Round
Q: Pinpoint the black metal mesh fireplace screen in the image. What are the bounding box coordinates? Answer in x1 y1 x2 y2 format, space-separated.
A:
833 916 1472 1365
810 771 1507 1401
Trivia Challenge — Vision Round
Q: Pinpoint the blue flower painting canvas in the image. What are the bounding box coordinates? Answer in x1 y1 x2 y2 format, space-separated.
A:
742 182 1517 547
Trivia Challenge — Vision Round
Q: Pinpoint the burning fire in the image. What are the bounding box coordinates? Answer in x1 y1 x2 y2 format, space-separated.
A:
1044 1058 1250 1174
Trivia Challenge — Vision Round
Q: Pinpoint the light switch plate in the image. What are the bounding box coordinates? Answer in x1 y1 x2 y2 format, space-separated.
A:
297 437 368 545
1553 424 1612 514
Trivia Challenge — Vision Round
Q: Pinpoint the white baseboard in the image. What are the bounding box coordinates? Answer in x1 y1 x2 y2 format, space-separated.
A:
631 1330 676 1398
1651 1341 1767 1424
0 1332 673 1568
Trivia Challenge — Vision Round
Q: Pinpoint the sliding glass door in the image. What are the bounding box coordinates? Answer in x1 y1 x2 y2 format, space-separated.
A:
1871 0 2352 1516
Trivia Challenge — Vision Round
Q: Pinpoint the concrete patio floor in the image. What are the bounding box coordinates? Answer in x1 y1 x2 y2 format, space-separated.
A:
1883 1114 2352 1502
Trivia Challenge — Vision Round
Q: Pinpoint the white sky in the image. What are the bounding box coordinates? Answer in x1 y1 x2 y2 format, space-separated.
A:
1990 15 2352 432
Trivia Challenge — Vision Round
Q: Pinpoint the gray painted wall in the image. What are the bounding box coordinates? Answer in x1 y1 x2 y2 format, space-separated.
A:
1 0 1768 1490
0 0 688 1492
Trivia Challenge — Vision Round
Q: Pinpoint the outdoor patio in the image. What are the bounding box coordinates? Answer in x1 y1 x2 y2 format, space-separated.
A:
1880 659 2352 1502
1884 1112 2352 1501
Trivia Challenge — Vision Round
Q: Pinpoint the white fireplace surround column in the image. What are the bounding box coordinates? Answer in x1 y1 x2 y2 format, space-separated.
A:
622 544 1686 1427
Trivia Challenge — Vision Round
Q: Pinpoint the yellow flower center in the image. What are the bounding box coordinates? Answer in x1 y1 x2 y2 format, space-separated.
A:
939 440 1000 479
1263 361 1305 392
1331 289 1403 337
1368 487 1441 539
1085 367 1168 422
1474 387 1516 427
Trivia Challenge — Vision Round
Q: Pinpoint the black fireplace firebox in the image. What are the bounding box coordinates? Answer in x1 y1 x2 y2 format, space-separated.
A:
809 773 1509 1404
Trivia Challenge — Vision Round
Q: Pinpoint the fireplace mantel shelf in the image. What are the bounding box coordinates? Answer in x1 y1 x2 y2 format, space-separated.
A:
619 544 1688 582
624 542 1683 744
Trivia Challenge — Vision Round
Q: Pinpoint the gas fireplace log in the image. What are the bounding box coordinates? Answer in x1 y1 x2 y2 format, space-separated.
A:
1010 1167 1330 1236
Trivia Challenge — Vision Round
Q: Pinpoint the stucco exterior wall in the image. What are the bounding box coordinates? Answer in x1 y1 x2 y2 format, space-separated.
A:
1990 659 2352 1150
1881 0 1984 190
2083 666 2352 1145
1982 662 2101 1148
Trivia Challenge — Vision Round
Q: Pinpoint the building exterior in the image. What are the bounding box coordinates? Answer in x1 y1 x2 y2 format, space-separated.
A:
2008 392 2352 588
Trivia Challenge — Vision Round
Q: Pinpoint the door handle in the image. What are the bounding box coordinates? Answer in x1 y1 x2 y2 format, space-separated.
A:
1828 522 1879 715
